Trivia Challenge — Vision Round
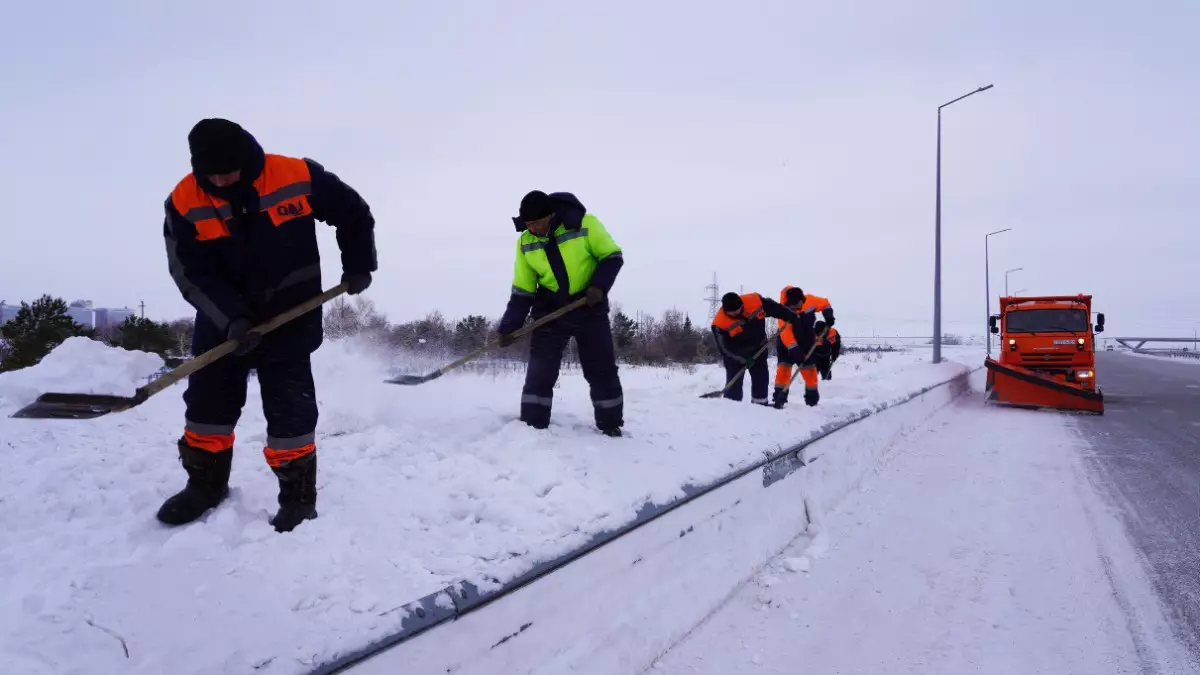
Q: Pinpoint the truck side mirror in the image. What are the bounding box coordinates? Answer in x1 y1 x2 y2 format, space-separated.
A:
1096 313 1105 333
989 315 999 334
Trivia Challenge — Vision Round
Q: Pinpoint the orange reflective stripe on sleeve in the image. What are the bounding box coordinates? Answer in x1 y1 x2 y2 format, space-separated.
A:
780 323 797 348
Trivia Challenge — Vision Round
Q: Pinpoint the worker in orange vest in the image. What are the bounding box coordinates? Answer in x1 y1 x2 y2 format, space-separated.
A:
773 287 835 408
712 292 811 405
813 320 842 380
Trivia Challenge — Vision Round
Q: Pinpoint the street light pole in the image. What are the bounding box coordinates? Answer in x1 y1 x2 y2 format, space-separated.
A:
934 83 994 364
984 227 1012 356
1005 267 1023 297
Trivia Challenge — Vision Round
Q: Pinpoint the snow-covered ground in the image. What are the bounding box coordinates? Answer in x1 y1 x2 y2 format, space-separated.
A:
0 338 978 675
650 391 1197 675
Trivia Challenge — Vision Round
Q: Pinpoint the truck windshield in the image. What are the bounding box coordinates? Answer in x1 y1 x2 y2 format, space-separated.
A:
1005 309 1089 333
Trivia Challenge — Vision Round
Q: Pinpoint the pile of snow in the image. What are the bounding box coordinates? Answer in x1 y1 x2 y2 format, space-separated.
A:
0 338 979 675
0 336 164 409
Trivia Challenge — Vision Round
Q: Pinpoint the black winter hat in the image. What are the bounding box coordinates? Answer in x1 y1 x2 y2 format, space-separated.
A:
188 118 253 175
721 292 743 313
815 320 828 333
785 287 806 306
519 190 554 221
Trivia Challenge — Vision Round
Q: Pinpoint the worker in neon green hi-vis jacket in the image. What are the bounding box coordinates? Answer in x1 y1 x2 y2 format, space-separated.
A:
497 190 625 437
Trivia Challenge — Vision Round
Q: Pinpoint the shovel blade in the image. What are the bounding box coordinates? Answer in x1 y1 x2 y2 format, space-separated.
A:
10 392 138 419
385 372 438 386
699 390 724 399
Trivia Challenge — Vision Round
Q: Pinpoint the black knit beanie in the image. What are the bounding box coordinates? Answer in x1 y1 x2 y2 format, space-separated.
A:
722 293 743 313
188 118 252 175
785 287 806 306
519 190 554 221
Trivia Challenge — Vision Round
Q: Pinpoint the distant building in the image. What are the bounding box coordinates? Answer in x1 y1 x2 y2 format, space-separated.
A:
0 299 137 330
0 301 20 326
67 300 95 329
95 307 136 330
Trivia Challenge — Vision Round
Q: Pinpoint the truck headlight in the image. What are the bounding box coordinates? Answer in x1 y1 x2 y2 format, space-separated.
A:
1077 338 1085 345
1077 370 1094 378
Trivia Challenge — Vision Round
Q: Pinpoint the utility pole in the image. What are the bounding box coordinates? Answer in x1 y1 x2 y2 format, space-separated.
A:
704 273 719 319
934 83 995 364
984 228 1012 356
139 300 145 319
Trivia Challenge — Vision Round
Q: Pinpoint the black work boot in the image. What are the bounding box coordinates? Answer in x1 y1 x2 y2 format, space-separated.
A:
804 389 820 407
157 439 232 526
270 453 318 533
598 425 623 438
773 389 789 409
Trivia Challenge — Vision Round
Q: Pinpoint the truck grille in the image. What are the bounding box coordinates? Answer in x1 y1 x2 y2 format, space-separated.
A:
1018 352 1077 369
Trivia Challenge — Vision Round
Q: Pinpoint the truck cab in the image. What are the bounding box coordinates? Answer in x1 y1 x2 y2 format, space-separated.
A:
986 294 1105 413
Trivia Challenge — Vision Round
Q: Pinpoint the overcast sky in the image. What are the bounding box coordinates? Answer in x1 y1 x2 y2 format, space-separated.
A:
1 0 1196 338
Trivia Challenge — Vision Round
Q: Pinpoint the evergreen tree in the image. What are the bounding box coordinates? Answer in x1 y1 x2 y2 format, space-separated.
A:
110 316 174 357
0 295 93 371
454 315 491 352
612 311 637 350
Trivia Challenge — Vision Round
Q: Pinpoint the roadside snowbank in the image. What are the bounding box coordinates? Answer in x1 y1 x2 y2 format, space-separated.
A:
0 339 978 675
653 392 1195 675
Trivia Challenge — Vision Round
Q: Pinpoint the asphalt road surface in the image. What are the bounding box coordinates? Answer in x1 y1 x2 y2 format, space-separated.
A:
1077 353 1200 664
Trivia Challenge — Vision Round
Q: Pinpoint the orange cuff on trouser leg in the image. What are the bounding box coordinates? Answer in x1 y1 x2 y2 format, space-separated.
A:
183 421 235 453
263 433 316 468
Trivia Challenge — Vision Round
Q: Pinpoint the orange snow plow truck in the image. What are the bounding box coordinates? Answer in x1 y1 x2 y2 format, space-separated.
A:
985 294 1105 414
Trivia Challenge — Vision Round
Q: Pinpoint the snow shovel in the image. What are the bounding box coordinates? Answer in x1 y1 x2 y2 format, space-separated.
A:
9 284 349 420
699 341 772 399
386 296 589 386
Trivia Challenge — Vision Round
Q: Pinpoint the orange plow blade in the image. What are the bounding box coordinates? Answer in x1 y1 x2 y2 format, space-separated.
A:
984 359 1104 414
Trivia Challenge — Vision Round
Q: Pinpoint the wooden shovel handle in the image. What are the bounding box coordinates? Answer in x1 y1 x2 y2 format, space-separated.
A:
138 284 349 399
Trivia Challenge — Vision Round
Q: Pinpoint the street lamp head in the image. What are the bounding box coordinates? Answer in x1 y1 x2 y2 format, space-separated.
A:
1006 267 1023 274
986 227 1012 237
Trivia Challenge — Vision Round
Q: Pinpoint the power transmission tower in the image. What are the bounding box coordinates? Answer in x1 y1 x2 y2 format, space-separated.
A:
704 273 719 319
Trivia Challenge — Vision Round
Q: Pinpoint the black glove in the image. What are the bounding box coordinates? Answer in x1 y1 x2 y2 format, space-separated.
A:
497 333 516 348
742 356 756 368
343 272 372 295
227 318 262 356
585 286 605 307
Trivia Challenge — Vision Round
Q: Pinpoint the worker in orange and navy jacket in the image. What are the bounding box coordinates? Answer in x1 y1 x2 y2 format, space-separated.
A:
773 286 835 408
712 292 811 405
157 119 377 533
812 320 841 380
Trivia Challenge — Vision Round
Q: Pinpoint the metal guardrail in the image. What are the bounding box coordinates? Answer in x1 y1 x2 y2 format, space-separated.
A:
309 367 979 675
1113 337 1200 350
1133 349 1200 360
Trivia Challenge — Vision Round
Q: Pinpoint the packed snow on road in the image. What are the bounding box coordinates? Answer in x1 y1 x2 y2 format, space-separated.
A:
650 391 1198 675
0 337 975 675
